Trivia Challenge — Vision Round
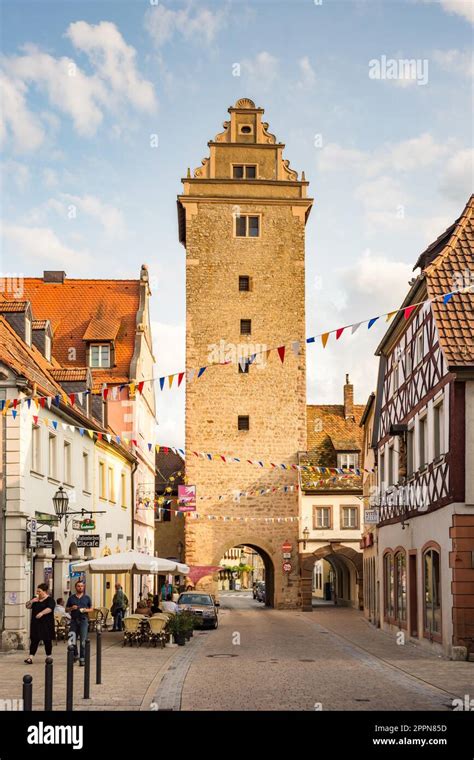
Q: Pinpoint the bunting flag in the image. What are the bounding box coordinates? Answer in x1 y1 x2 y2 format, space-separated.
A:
1 287 465 412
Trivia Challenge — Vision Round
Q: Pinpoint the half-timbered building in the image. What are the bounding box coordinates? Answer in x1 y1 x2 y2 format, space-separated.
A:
372 195 474 657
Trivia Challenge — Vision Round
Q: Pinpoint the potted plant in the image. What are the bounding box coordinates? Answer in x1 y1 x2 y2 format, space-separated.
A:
167 613 186 646
180 610 196 640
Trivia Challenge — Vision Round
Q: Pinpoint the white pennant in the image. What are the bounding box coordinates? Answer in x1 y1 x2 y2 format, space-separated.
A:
291 340 300 356
351 322 362 335
187 369 195 382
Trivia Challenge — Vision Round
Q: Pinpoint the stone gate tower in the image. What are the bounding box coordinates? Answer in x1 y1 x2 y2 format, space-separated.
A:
177 98 312 608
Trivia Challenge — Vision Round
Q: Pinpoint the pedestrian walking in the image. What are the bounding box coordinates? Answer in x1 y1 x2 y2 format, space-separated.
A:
111 583 128 631
66 580 93 666
24 583 55 664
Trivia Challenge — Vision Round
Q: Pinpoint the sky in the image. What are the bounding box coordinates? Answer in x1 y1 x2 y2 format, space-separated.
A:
1 0 473 446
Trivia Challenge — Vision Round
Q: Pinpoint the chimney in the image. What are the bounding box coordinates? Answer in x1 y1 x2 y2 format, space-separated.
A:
344 374 354 421
43 271 66 284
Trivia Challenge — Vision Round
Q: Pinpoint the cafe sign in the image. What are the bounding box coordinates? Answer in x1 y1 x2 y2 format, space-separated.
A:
178 485 196 512
73 518 96 531
77 534 100 548
27 531 54 550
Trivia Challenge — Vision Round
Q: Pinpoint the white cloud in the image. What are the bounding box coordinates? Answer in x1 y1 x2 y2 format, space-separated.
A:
60 193 125 238
297 57 316 89
1 22 156 150
66 21 157 113
2 224 90 267
417 0 474 24
42 168 59 188
432 48 474 78
439 148 474 203
355 175 410 232
146 2 226 48
241 51 279 86
2 160 30 191
0 71 45 151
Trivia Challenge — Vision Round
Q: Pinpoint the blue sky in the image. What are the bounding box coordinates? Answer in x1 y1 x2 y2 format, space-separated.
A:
1 0 473 445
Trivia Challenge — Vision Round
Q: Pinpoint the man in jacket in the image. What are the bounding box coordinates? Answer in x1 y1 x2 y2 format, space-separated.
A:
111 583 128 631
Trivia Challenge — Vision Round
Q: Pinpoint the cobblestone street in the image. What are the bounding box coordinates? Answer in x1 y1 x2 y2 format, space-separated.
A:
1 596 472 712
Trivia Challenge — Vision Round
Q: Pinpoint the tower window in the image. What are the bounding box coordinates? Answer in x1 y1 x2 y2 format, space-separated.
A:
239 275 250 291
238 415 250 431
235 215 260 238
90 343 111 368
239 125 253 135
232 165 256 179
240 319 251 335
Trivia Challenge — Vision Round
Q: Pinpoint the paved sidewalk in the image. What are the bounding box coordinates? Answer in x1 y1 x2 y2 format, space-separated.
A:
0 632 180 711
302 606 473 699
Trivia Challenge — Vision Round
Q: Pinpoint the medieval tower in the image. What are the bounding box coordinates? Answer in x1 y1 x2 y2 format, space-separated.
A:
178 98 312 608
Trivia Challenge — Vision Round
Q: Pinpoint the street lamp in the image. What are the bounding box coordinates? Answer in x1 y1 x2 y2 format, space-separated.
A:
303 527 310 551
52 486 69 522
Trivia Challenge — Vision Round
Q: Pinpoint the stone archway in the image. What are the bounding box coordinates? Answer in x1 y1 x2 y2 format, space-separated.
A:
300 543 363 612
208 536 277 608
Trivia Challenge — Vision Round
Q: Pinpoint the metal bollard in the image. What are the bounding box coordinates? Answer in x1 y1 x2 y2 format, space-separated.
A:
66 644 75 711
44 657 53 711
83 639 91 699
95 625 102 685
22 674 33 712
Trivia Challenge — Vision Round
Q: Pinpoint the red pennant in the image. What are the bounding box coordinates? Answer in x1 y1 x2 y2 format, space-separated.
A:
178 372 185 387
404 305 416 320
69 394 76 405
220 455 226 462
103 388 109 400
40 397 46 408
163 447 169 454
137 381 145 394
132 439 138 447
336 327 345 340
277 346 286 363
33 416 38 425
13 399 18 409
97 432 102 441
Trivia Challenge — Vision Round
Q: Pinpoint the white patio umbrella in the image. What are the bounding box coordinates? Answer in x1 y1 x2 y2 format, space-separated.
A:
71 550 189 575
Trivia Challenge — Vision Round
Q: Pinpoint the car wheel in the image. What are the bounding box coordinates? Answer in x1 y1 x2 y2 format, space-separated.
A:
212 619 218 629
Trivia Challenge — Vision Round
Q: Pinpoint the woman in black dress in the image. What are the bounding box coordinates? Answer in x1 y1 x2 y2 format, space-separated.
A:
24 583 55 664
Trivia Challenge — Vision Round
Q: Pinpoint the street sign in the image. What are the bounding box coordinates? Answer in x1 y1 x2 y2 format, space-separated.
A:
178 485 196 512
282 561 292 573
27 531 54 550
283 552 291 559
30 519 37 534
281 541 292 552
77 534 100 548
364 509 379 524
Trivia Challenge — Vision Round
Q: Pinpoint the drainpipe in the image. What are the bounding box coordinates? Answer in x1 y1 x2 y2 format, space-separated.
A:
130 457 139 612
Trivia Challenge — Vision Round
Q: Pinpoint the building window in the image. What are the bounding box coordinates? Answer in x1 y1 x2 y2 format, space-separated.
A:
83 451 90 492
415 330 424 366
407 427 414 477
99 461 106 499
395 551 407 624
25 317 32 346
337 452 358 469
433 400 444 459
240 319 252 335
423 547 441 637
121 472 127 508
238 415 249 431
341 506 359 529
239 275 250 291
405 346 412 377
31 425 41 473
64 441 72 485
313 506 331 529
238 124 253 136
314 563 323 591
108 466 115 502
45 334 51 362
48 434 57 479
419 415 428 468
232 165 256 179
380 451 385 486
388 445 395 486
89 343 111 368
235 214 260 238
384 552 395 620
393 364 399 394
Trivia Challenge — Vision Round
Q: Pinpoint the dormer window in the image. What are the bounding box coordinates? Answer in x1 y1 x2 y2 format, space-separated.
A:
25 317 32 346
90 343 111 368
44 334 51 362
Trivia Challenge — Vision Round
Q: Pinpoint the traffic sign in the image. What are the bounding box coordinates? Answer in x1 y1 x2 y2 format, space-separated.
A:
282 561 292 573
283 552 291 559
30 519 37 534
281 541 292 552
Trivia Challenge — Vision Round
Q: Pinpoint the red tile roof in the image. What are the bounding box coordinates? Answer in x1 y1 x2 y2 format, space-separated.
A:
424 195 474 368
0 301 29 313
0 278 141 386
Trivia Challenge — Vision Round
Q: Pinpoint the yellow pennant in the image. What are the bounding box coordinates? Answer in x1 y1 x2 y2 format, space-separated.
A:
321 332 330 348
2 399 10 416
168 375 175 389
155 444 160 453
129 383 135 398
87 429 94 439
386 311 397 322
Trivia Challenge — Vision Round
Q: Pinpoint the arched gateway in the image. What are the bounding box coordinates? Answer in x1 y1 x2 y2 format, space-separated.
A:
178 99 313 608
300 544 363 611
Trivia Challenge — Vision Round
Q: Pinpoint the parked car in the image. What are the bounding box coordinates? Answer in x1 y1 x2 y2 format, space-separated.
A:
177 592 219 629
255 581 266 602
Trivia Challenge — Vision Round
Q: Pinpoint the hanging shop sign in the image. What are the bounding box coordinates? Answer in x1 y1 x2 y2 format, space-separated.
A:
77 534 100 548
73 518 96 531
364 509 379 524
178 485 197 512
27 531 54 550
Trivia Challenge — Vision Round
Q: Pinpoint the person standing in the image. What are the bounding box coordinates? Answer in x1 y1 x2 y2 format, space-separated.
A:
111 583 128 631
66 580 93 666
24 583 55 664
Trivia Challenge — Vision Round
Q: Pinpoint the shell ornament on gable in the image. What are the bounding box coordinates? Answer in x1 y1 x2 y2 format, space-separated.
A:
194 157 210 178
